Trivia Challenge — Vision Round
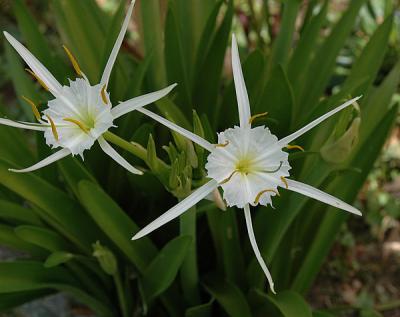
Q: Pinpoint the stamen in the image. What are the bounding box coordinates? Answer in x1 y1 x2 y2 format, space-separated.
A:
254 188 280 204
219 170 237 184
262 161 283 174
21 96 41 121
63 118 89 133
215 140 229 148
63 45 83 76
46 115 59 141
249 112 268 124
25 68 49 91
101 85 108 104
280 176 288 189
286 144 305 152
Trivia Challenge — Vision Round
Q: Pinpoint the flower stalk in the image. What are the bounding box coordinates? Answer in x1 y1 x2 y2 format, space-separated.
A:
179 205 201 305
114 271 129 317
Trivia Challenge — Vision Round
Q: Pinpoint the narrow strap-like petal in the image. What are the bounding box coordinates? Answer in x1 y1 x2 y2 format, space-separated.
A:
111 84 177 119
4 32 62 96
132 180 219 240
232 34 251 128
98 136 143 175
101 0 136 86
0 118 47 131
243 204 276 294
277 96 361 147
285 179 362 216
138 108 215 153
9 148 70 173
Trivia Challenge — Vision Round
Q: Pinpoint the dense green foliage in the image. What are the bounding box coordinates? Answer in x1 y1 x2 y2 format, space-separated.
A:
0 0 399 316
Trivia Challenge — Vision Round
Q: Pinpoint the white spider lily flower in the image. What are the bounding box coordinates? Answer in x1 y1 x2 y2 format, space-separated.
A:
1 0 176 174
132 34 362 293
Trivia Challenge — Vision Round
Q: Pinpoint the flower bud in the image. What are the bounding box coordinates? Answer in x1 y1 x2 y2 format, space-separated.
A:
169 159 180 189
146 134 159 171
163 142 178 163
185 140 198 169
92 241 117 276
321 117 361 164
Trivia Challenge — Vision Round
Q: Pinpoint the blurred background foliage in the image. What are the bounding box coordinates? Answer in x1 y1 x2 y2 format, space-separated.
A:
0 0 399 316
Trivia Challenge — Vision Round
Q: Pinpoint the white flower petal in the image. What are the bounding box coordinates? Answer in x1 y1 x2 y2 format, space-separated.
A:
111 84 177 119
44 79 114 156
137 108 215 153
0 118 47 131
277 96 362 147
232 34 251 128
98 136 143 175
100 0 136 86
243 204 275 294
206 126 290 208
285 179 362 216
9 148 70 173
132 180 219 240
4 32 62 96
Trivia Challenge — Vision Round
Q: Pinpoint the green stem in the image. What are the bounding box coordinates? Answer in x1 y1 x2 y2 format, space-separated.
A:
180 205 201 305
114 271 129 317
103 131 146 161
103 131 169 174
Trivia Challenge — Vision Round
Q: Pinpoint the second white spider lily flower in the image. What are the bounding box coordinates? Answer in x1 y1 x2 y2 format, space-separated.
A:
2 0 176 174
132 34 362 293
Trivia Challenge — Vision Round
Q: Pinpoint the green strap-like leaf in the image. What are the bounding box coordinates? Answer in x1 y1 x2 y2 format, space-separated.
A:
4 43 37 120
0 261 113 316
255 65 294 138
297 0 366 123
268 0 301 71
0 224 47 257
57 156 97 199
78 180 157 272
15 225 72 252
51 0 105 81
288 1 328 97
13 0 65 78
185 299 214 317
0 290 53 311
0 158 103 253
342 14 394 97
140 0 167 88
206 207 246 288
249 289 312 317
0 199 42 225
165 1 192 114
141 235 192 301
0 114 34 167
204 276 252 317
192 0 233 117
358 60 400 146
